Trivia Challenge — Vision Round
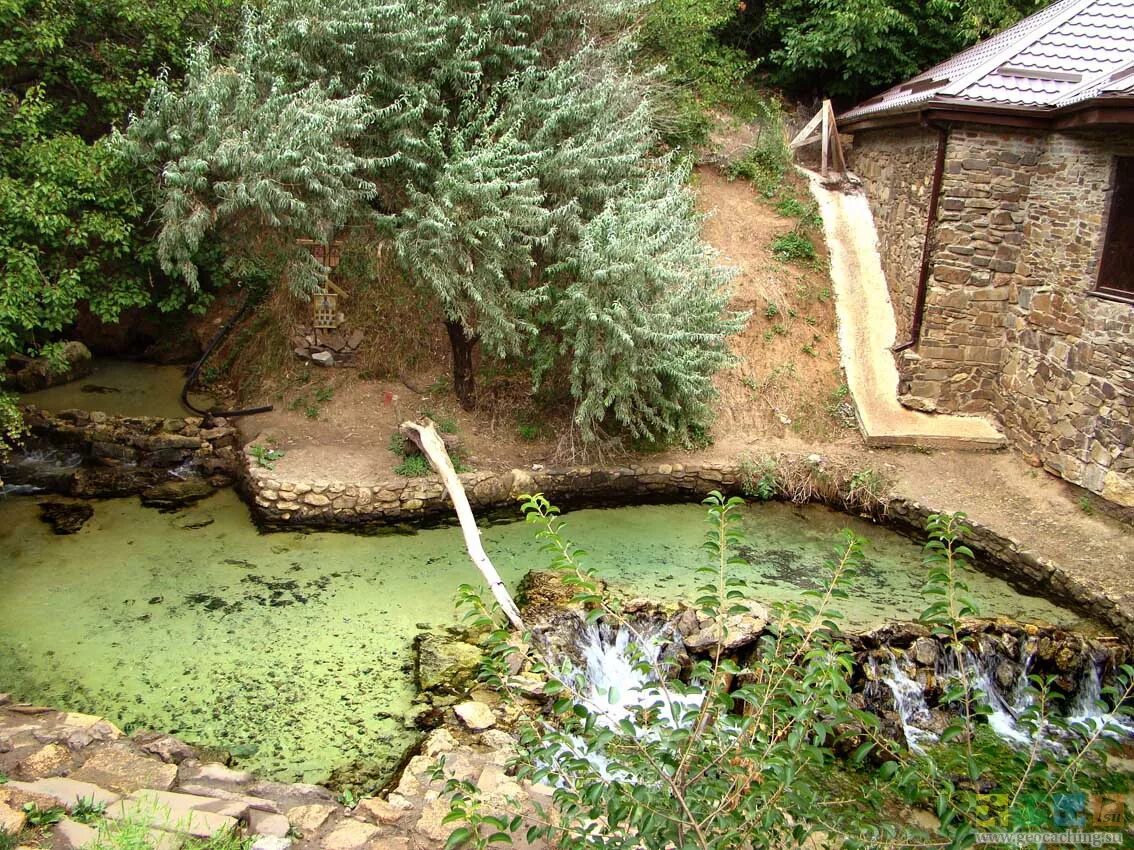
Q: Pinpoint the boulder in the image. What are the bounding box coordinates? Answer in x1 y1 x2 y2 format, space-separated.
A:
0 802 26 836
70 467 154 499
414 633 484 695
322 820 381 850
16 743 73 780
38 502 94 535
54 818 98 850
683 602 770 653
139 478 215 511
70 747 178 794
134 733 196 764
311 351 334 367
4 342 93 392
516 570 580 614
453 701 496 731
286 804 335 834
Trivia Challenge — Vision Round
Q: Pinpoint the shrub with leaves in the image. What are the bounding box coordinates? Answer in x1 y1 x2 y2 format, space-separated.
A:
447 494 1134 849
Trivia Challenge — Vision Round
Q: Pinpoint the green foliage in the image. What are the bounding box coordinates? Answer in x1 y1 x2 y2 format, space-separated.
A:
394 454 431 477
248 445 285 470
448 498 1134 849
733 0 1044 101
127 0 746 444
738 456 778 501
22 803 64 827
71 798 108 825
771 232 817 263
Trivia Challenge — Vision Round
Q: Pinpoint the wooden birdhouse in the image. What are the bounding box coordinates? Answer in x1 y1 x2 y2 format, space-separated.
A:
298 237 348 329
312 280 348 329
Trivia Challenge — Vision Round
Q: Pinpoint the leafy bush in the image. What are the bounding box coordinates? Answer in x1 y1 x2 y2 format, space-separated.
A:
395 455 431 478
772 232 817 263
448 494 1133 849
731 0 1043 102
248 445 285 470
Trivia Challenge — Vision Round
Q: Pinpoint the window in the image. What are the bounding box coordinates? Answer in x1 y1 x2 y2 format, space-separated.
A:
1097 156 1134 302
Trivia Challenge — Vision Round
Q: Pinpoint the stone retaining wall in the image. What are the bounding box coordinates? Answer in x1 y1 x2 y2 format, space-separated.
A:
242 456 745 528
241 451 1134 642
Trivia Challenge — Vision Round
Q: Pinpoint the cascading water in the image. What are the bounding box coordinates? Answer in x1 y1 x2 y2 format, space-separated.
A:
0 447 83 495
879 657 938 754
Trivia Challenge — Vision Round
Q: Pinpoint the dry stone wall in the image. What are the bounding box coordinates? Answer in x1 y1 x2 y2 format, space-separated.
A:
847 125 940 337
851 123 1134 505
242 455 744 529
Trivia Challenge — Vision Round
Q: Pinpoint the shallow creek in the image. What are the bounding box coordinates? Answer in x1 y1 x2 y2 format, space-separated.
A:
0 488 1089 786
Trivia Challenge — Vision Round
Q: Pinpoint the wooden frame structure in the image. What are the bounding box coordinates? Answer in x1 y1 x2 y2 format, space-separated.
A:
790 99 847 180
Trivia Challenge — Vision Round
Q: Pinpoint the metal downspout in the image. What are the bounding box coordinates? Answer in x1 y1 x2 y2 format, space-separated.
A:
894 120 950 352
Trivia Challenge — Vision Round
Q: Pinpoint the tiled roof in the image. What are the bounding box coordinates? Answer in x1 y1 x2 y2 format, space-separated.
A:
841 0 1134 124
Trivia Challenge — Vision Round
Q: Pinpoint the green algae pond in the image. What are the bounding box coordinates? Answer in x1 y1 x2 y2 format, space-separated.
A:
0 488 1090 786
21 358 214 419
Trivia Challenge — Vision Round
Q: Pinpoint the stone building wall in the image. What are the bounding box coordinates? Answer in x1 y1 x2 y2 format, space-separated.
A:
852 123 1134 505
1001 130 1134 505
897 125 1044 415
846 125 940 337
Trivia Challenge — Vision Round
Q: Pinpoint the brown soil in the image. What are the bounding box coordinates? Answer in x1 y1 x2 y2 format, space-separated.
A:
222 163 1132 614
232 164 852 480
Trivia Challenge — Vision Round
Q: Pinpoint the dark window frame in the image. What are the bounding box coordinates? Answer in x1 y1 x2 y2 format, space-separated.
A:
1095 156 1134 305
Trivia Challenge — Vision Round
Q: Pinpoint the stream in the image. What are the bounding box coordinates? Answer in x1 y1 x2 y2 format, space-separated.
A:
0 486 1091 786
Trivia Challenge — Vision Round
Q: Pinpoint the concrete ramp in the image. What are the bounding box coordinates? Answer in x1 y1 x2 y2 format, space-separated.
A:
804 169 1006 450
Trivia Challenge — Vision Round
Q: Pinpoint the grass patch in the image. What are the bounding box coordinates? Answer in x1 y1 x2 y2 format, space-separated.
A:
772 232 817 263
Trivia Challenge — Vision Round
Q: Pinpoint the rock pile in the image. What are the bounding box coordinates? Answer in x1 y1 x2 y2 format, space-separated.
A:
0 697 549 850
291 328 366 368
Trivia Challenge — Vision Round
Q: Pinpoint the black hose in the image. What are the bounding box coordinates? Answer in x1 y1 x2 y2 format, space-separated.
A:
181 294 273 419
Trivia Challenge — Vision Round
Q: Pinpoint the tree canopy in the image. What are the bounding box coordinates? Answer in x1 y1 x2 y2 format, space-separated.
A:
121 0 747 444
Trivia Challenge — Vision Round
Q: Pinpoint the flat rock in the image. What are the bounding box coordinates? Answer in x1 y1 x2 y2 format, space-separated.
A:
17 743 73 779
250 781 333 803
453 702 496 731
139 479 215 511
0 801 27 836
252 837 293 850
414 799 454 842
248 810 290 837
6 778 120 811
135 733 196 764
183 763 254 786
287 804 334 833
174 785 280 813
54 818 97 850
321 819 381 850
311 351 334 367
107 790 238 838
71 748 178 794
354 798 406 827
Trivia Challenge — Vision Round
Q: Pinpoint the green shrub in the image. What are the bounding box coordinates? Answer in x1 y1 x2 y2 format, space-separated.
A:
394 454 431 477
771 232 817 263
248 445 285 470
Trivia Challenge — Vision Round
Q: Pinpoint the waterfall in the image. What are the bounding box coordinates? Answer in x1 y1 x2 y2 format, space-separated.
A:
879 656 938 754
1066 658 1134 737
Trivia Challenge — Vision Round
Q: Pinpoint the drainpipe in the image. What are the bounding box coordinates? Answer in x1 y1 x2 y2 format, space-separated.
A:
894 119 950 352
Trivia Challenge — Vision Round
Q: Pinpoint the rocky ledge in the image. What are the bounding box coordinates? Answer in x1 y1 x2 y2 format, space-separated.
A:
0 696 548 850
2 406 240 507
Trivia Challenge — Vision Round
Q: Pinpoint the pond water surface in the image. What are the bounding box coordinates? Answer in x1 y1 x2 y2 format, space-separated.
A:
0 488 1088 786
21 359 214 419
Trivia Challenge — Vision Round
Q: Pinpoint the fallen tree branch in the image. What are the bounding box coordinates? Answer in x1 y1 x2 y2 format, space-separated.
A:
400 418 525 631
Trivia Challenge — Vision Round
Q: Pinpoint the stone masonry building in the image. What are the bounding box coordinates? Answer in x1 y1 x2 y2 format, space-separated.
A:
840 0 1134 506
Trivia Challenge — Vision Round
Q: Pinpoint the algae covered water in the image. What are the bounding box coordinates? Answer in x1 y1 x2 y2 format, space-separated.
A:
21 359 214 419
0 489 1087 785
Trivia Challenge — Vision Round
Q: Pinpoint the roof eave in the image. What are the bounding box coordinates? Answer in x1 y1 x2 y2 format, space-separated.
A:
840 95 1134 133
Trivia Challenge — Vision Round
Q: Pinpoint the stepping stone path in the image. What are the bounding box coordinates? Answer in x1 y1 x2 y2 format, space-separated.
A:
0 700 549 850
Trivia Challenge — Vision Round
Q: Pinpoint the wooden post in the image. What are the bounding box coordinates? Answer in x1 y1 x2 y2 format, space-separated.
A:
821 101 830 178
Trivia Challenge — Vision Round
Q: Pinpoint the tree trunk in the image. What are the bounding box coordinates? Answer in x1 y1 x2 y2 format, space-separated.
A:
445 319 477 410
